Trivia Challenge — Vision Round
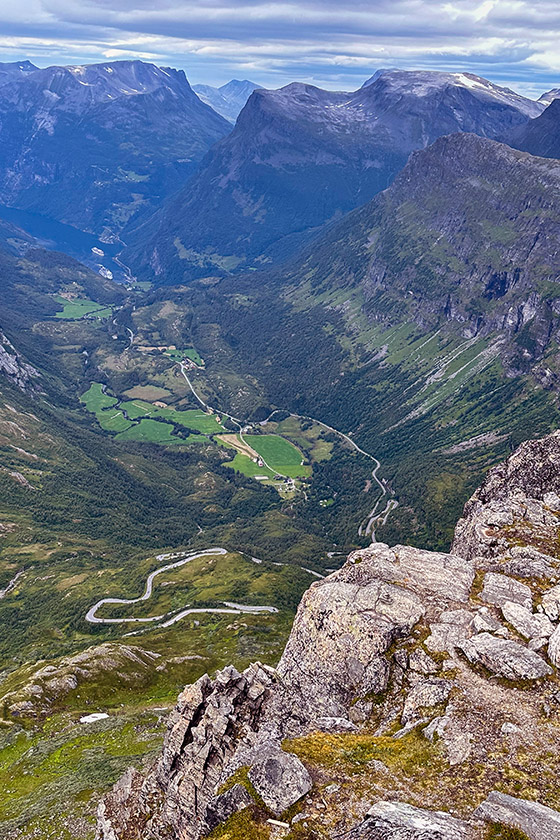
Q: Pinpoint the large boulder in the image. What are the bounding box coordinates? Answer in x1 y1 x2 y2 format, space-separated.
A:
480 573 532 610
247 745 312 816
500 601 554 641
459 632 552 680
344 801 475 839
276 543 474 726
474 791 560 838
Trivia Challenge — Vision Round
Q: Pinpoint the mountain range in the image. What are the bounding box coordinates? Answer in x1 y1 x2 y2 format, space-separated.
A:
3 56 560 839
193 78 262 122
0 59 231 238
126 68 545 284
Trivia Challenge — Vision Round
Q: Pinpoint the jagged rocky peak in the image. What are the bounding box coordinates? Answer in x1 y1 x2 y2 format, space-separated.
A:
0 329 39 391
97 432 560 840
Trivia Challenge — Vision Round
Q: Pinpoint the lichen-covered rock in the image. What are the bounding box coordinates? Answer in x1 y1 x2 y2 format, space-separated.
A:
459 632 552 680
343 801 475 839
408 648 440 674
542 585 560 620
401 679 452 725
472 607 504 635
547 624 560 667
247 745 312 816
95 768 145 840
474 791 560 838
480 572 533 610
501 601 554 641
453 432 560 561
204 784 254 832
503 545 559 580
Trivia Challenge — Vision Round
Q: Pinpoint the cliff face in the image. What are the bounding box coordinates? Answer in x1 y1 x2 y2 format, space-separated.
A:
0 329 39 391
97 431 560 840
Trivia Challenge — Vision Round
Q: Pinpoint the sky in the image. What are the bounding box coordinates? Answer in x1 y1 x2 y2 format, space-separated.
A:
0 0 559 97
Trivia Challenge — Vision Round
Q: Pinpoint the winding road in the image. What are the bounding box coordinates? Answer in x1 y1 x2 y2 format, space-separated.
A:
84 547 325 627
261 410 398 540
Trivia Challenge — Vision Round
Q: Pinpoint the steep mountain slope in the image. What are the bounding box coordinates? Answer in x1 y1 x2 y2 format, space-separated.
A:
193 79 262 122
97 431 560 840
0 60 230 237
287 132 560 374
506 98 560 159
127 69 543 284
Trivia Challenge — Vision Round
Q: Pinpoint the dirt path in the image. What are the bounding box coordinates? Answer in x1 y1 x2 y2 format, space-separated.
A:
216 434 261 460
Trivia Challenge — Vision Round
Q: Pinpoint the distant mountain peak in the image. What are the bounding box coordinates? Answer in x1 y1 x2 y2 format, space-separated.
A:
193 78 262 122
129 70 543 285
0 58 230 236
538 87 560 106
0 59 39 86
360 68 543 118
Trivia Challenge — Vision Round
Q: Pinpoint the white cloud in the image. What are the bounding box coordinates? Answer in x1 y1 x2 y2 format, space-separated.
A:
0 0 558 93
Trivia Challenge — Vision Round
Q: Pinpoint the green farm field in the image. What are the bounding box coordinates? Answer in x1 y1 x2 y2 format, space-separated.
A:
164 347 204 366
224 452 275 479
53 295 112 320
119 401 225 433
115 418 184 444
96 410 133 433
80 383 117 413
245 435 310 478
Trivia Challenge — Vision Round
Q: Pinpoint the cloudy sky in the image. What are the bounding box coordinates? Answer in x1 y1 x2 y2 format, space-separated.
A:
1 0 559 96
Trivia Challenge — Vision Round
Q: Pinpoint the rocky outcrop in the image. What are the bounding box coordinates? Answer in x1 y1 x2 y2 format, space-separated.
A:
97 433 560 840
96 663 277 840
2 643 160 717
453 431 560 561
0 329 39 391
